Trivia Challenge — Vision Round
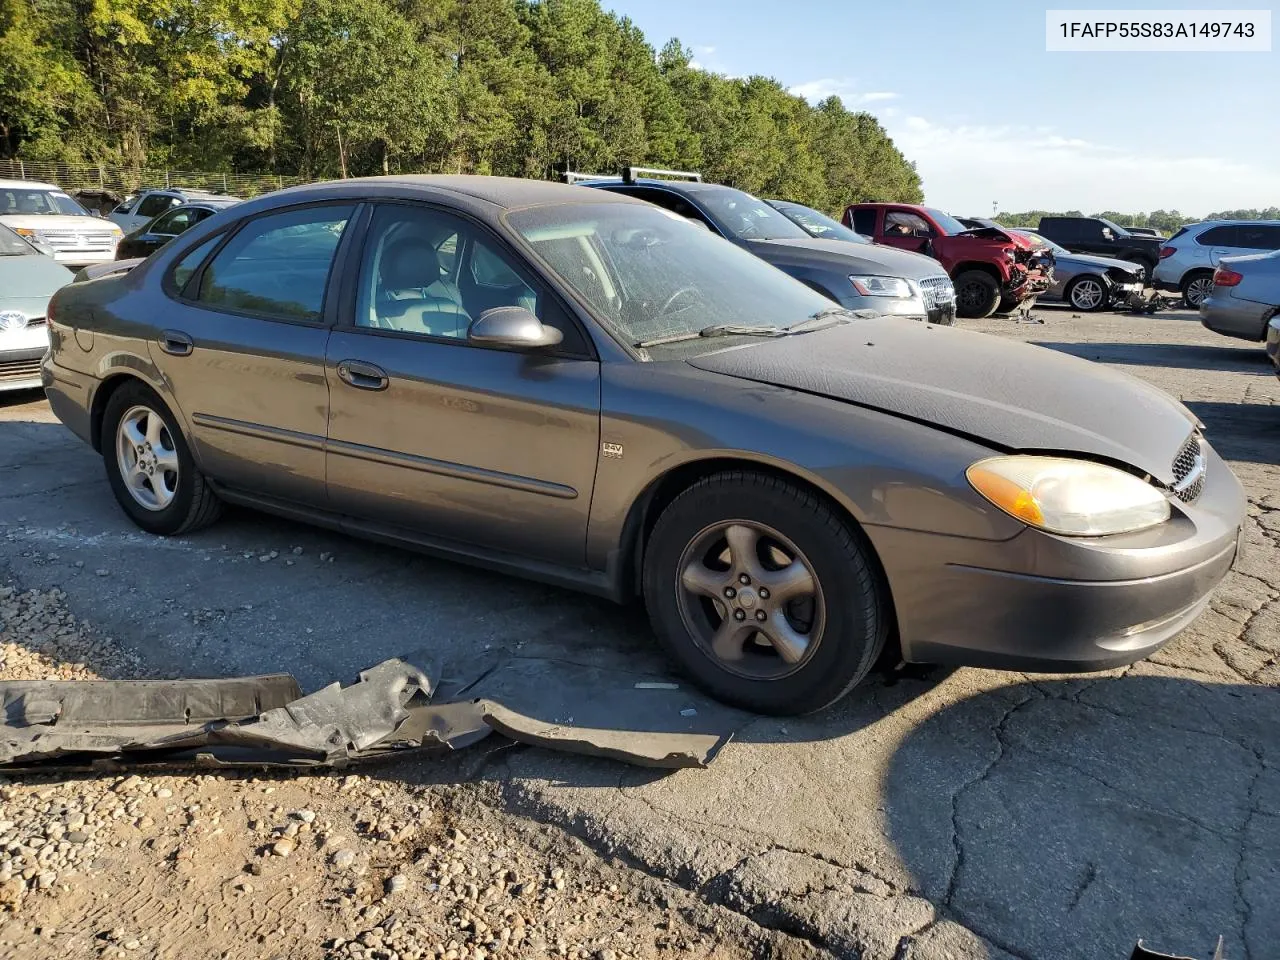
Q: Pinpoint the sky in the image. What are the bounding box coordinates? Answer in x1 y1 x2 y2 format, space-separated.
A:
603 0 1279 216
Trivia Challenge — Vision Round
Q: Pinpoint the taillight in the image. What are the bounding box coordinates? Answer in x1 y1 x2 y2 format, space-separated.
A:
1213 266 1243 287
1159 246 1176 259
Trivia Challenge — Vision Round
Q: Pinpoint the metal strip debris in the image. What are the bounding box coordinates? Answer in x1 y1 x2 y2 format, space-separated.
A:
0 658 733 773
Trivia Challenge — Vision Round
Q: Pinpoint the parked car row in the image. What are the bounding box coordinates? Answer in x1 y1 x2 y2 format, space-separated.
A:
35 172 1247 715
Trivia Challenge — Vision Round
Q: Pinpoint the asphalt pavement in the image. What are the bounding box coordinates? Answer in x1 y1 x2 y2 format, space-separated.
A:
2 304 1277 960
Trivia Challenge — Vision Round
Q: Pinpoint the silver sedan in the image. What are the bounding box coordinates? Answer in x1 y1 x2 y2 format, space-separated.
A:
1016 231 1145 311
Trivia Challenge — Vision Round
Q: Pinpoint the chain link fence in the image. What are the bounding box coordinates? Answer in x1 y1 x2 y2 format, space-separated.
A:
0 159 308 198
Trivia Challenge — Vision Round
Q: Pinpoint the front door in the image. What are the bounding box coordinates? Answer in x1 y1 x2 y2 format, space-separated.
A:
324 202 601 566
879 209 933 256
157 203 357 505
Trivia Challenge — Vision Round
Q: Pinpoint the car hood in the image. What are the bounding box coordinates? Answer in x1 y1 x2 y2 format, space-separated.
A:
0 214 115 232
0 254 74 304
747 237 947 280
685 319 1198 484
1054 251 1144 274
954 225 1038 250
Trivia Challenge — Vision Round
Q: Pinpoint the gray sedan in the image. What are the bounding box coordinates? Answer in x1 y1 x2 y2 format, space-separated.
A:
1016 231 1145 311
43 176 1245 715
1200 248 1280 342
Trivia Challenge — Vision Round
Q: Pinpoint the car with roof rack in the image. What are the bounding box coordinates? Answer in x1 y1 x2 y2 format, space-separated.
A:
570 168 957 326
109 188 242 234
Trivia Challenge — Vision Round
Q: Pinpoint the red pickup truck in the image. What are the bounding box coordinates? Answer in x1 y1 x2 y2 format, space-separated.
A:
843 203 1053 318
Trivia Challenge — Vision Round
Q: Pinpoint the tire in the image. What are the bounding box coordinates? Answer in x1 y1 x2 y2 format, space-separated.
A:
1065 275 1109 312
1181 270 1215 310
642 471 888 715
953 270 1001 319
102 380 222 536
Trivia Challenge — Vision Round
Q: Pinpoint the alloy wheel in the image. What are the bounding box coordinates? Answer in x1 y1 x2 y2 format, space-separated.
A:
675 520 825 680
115 404 180 511
1070 278 1106 310
1186 277 1213 308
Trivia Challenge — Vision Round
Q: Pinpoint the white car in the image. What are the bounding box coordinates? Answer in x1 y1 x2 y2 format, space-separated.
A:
0 179 123 268
1153 220 1280 309
108 188 240 234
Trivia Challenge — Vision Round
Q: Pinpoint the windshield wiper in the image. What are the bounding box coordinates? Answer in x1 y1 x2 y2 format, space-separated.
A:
784 307 859 333
633 324 786 349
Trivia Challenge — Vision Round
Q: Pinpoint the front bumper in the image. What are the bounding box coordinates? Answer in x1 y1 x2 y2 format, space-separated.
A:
51 248 119 269
0 344 47 392
1199 294 1272 342
865 440 1245 672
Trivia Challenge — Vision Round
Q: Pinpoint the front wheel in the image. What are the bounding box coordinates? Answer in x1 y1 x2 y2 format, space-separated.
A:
643 472 888 715
1066 275 1108 312
953 270 1001 319
102 381 222 536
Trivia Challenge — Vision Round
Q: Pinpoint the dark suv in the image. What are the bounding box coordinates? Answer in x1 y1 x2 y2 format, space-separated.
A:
1036 217 1163 276
573 168 957 325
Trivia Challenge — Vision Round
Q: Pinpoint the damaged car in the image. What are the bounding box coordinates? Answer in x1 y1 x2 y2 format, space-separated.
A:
845 203 1053 318
1014 230 1147 312
42 176 1245 715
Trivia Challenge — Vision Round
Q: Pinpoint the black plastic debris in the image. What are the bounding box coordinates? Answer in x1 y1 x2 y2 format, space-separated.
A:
1131 935 1226 960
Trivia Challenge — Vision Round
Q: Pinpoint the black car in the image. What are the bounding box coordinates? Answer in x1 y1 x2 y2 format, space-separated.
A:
1035 216 1163 275
573 168 957 325
116 199 241 260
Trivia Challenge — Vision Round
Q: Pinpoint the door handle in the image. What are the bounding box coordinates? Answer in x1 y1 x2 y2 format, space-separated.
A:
160 330 193 356
336 359 389 391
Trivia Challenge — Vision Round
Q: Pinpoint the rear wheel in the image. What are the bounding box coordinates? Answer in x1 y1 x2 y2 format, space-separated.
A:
643 471 888 715
1066 275 1108 312
102 381 222 536
954 270 1001 319
1181 270 1214 310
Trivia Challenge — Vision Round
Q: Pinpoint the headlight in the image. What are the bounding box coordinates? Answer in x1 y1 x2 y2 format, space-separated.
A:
966 456 1170 536
850 275 914 298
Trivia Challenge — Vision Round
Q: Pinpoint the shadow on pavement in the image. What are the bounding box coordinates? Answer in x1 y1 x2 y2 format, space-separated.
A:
1034 340 1271 374
885 674 1278 960
1183 401 1280 466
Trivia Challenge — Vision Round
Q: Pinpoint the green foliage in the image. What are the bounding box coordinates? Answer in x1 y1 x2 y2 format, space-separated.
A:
0 0 921 206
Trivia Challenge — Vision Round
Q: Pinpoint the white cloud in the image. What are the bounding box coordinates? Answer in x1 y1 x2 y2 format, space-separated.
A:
789 78 900 107
693 45 717 55
885 114 1280 216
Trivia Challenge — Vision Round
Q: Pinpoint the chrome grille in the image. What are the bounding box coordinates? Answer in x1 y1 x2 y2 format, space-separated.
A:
919 276 955 309
35 230 117 249
1170 433 1206 503
0 357 43 383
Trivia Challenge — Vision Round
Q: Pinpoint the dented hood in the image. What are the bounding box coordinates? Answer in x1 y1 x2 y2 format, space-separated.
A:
686 319 1198 483
956 224 1040 250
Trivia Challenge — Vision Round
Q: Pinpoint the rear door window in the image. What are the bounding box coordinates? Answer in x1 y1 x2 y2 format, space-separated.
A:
138 194 180 219
194 204 354 321
1196 225 1239 246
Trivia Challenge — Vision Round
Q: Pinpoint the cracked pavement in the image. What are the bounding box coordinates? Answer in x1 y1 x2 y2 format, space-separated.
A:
2 305 1277 959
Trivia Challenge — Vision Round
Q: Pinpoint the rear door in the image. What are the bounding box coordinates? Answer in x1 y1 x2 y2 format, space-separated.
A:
324 201 601 566
1235 224 1280 256
1197 225 1241 266
156 202 358 505
126 206 210 257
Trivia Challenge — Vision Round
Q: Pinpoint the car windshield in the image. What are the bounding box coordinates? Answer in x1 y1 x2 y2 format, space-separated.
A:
770 201 870 244
0 223 36 256
924 208 970 236
1099 218 1133 237
508 203 841 352
0 187 90 217
693 188 811 241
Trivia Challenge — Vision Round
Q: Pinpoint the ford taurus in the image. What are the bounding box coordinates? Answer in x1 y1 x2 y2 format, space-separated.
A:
42 177 1246 715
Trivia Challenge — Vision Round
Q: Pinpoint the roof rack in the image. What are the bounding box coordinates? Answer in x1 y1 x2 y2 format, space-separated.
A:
622 166 702 184
563 171 620 184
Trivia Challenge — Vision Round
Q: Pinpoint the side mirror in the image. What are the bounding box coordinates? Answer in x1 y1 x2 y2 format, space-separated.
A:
468 306 563 349
33 241 57 258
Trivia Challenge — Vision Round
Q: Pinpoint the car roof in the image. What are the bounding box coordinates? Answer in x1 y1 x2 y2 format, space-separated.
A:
582 177 736 197
265 175 647 211
1186 219 1280 229
0 179 61 190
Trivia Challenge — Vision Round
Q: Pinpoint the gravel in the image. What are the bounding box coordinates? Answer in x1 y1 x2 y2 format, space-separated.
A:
0 580 808 959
